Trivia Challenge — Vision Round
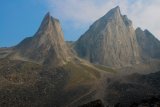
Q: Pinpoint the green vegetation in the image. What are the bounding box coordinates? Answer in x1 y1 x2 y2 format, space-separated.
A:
94 64 116 73
63 62 100 89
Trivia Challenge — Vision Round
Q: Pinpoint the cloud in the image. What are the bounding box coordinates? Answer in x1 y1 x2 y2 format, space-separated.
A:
46 0 160 39
126 0 160 39
47 0 116 24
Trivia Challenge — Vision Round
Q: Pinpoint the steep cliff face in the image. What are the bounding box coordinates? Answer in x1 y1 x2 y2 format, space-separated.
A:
74 6 141 68
136 28 160 59
1 6 160 107
13 13 71 66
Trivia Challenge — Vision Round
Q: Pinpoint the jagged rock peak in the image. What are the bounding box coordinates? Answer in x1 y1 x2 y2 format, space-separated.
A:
122 15 132 26
44 12 51 20
136 28 158 40
103 6 132 26
111 6 121 13
13 12 72 67
43 12 59 22
108 6 120 14
136 27 142 31
74 6 141 68
36 12 61 37
103 6 121 18
136 27 160 59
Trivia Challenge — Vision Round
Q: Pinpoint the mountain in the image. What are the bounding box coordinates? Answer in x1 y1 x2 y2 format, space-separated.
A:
1 6 160 107
136 28 160 59
0 12 115 107
74 6 141 68
12 12 71 67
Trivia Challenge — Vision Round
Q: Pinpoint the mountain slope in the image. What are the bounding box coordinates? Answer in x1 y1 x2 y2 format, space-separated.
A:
136 28 160 59
1 6 160 107
74 6 141 68
0 12 117 107
104 71 160 106
12 12 71 67
0 57 116 107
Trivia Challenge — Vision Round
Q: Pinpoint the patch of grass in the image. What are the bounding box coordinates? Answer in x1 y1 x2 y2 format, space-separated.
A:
80 64 101 78
94 64 116 73
63 62 99 89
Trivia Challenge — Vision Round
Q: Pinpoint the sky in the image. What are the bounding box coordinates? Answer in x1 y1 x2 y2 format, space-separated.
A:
0 0 160 47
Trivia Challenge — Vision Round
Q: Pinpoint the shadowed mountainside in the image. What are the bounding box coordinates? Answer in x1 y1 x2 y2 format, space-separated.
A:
0 6 160 107
136 28 160 59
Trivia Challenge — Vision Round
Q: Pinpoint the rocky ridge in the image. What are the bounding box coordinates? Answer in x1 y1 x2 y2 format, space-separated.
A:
12 12 72 67
74 6 141 68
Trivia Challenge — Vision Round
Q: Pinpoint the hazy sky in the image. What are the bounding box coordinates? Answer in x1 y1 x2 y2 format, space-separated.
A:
0 0 160 47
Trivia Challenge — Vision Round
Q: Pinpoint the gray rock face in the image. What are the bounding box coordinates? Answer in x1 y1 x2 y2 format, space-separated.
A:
14 12 71 66
136 28 160 59
74 6 141 68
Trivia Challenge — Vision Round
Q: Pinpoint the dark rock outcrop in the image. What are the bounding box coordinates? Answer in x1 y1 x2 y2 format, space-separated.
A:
104 71 160 107
136 28 160 59
78 100 104 107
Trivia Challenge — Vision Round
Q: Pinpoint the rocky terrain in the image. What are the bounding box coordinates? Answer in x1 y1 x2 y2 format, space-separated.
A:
136 28 160 60
74 6 141 68
12 12 72 67
0 6 160 107
79 71 160 107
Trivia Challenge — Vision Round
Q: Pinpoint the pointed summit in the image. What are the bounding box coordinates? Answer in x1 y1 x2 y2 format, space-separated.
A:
14 12 72 67
40 12 52 25
44 12 51 19
43 12 59 23
75 6 141 68
45 12 51 17
112 6 121 13
89 6 124 32
115 6 120 9
106 6 121 14
103 6 121 19
42 12 53 23
36 12 61 38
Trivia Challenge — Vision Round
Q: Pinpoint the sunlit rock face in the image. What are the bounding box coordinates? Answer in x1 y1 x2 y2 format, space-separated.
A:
14 12 71 67
75 6 141 68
